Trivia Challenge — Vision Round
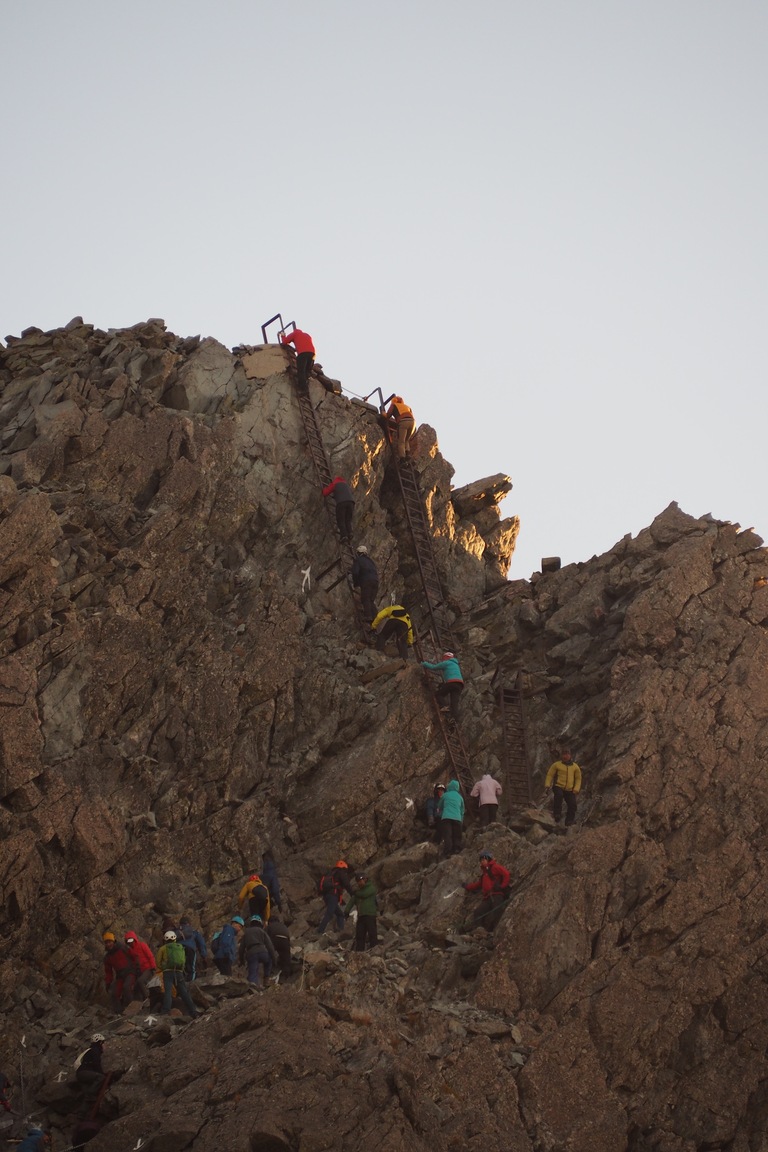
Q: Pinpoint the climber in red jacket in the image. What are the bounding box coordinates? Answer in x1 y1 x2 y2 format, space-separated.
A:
321 476 355 543
102 931 138 1013
123 930 157 1000
463 852 511 930
279 327 316 392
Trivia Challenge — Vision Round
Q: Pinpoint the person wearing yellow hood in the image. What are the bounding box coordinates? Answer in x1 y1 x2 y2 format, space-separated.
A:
238 873 271 922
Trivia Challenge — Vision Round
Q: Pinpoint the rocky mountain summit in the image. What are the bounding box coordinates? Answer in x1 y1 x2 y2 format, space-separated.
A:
1 317 767 1151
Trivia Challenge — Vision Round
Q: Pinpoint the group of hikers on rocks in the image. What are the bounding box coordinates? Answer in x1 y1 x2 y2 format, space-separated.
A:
317 862 380 951
77 744 582 1148
4 748 582 1148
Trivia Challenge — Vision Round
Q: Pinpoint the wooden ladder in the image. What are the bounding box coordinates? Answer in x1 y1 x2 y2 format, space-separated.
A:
493 668 533 812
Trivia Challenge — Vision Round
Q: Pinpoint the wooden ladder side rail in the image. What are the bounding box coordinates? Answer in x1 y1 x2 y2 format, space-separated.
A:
392 452 457 653
494 669 533 813
515 669 534 804
295 392 369 642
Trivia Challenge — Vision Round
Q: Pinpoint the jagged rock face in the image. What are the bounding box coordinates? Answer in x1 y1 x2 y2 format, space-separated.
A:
1 320 768 1151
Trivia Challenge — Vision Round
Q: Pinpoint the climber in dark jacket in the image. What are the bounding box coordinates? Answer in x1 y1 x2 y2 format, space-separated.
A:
179 916 208 981
318 861 353 934
345 872 379 951
425 782 446 832
267 915 293 976
322 476 355 543
0 1070 11 1114
212 916 244 976
239 915 277 987
351 546 379 623
75 1035 107 1100
261 850 283 912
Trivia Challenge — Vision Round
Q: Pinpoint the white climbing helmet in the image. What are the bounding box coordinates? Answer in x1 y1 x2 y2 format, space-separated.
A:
356 545 368 554
91 1033 106 1043
164 930 177 942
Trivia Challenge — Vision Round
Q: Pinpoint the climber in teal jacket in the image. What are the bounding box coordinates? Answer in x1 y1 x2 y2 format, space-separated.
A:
436 779 465 856
422 652 464 720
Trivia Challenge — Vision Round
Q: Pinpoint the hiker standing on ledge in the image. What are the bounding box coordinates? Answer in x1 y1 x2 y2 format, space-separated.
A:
279 326 315 392
544 748 582 827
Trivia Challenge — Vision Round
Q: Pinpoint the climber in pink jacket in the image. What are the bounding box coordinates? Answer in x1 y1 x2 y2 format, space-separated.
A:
470 773 502 826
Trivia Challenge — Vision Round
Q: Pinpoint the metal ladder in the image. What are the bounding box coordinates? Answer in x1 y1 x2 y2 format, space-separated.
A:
394 457 458 651
492 668 532 812
375 404 473 792
260 314 368 641
294 390 369 642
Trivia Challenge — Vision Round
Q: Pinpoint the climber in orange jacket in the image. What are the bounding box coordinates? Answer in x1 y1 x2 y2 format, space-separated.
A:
279 327 315 392
385 396 415 459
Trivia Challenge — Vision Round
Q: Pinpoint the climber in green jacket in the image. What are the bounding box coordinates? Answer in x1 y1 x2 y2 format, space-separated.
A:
345 872 379 951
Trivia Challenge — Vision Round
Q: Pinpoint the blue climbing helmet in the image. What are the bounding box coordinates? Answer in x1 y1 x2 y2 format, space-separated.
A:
231 915 245 926
249 914 263 924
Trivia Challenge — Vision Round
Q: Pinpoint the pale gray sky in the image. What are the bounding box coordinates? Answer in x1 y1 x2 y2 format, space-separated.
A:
2 1 766 577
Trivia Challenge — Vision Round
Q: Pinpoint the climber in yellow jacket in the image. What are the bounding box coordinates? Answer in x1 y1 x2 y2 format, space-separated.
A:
238 874 271 922
371 604 414 661
544 750 582 828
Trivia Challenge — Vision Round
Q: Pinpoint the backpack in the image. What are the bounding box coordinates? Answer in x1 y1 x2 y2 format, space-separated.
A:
212 924 233 959
179 926 197 952
164 941 186 969
319 873 335 895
